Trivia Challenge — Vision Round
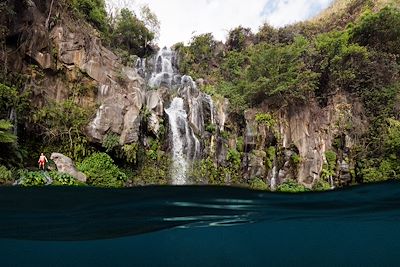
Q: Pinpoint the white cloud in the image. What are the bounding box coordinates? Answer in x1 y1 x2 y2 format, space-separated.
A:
106 0 334 47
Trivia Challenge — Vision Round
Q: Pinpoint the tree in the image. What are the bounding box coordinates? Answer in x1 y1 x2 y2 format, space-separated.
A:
32 99 94 161
245 36 319 105
176 33 220 79
111 8 154 57
71 0 108 31
226 26 254 51
140 4 160 42
350 7 400 57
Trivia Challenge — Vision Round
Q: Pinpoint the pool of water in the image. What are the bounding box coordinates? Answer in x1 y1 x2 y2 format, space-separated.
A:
1 182 399 266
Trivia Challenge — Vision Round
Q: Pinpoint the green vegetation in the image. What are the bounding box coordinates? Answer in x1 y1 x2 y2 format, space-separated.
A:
14 170 84 186
318 150 337 188
226 149 241 167
350 7 400 57
255 113 276 128
290 153 301 167
250 177 268 190
18 170 47 186
78 152 127 187
313 178 332 191
175 33 221 80
133 154 170 185
32 99 95 161
102 133 120 153
205 123 217 134
0 165 13 185
265 146 276 170
50 171 85 186
277 180 308 193
0 119 16 144
176 5 400 186
69 0 158 58
110 8 154 57
71 0 108 31
191 157 224 185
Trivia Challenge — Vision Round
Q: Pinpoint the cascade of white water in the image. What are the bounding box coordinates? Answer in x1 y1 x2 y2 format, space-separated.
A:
270 160 278 191
165 97 200 184
8 107 17 135
143 47 218 184
205 95 215 125
148 48 176 88
329 175 335 189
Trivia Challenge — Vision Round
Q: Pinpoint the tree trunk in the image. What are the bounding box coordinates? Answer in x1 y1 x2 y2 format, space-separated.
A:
45 0 55 29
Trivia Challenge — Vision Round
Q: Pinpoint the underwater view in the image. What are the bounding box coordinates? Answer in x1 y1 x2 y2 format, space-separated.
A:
1 182 400 266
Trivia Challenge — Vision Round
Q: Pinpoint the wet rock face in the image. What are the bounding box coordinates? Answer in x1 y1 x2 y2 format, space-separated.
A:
240 93 365 187
145 89 167 136
247 150 267 179
50 153 86 182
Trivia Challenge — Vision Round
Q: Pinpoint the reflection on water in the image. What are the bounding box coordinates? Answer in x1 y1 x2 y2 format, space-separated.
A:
0 182 400 266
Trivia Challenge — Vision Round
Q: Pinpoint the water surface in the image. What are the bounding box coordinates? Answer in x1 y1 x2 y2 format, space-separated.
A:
1 182 399 266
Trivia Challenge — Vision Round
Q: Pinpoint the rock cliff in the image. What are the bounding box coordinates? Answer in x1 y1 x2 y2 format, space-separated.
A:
1 0 372 188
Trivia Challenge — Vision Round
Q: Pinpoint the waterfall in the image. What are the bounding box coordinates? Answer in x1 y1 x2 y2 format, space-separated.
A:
165 97 200 184
8 108 17 136
207 95 215 125
329 175 335 189
270 165 277 191
142 47 218 185
270 157 278 191
148 47 177 88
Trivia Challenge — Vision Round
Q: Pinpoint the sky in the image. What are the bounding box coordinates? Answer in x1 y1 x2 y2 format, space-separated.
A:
106 0 334 47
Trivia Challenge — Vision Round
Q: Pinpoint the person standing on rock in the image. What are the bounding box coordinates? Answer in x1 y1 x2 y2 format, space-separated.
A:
38 153 48 170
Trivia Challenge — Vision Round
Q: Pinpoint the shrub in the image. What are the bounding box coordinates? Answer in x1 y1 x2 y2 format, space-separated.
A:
320 150 337 184
236 136 244 153
255 113 276 128
78 152 126 187
190 157 224 185
176 33 220 79
350 7 400 57
0 165 13 185
205 123 217 134
265 146 276 170
226 26 253 52
360 159 396 183
290 153 301 167
226 149 241 167
122 143 139 164
313 179 332 191
277 180 308 193
18 170 47 186
325 150 337 170
49 171 84 186
133 155 171 185
0 119 17 144
102 133 120 153
250 178 268 190
246 36 319 105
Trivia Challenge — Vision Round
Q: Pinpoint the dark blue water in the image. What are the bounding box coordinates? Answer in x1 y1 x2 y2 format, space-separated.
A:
1 182 400 266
